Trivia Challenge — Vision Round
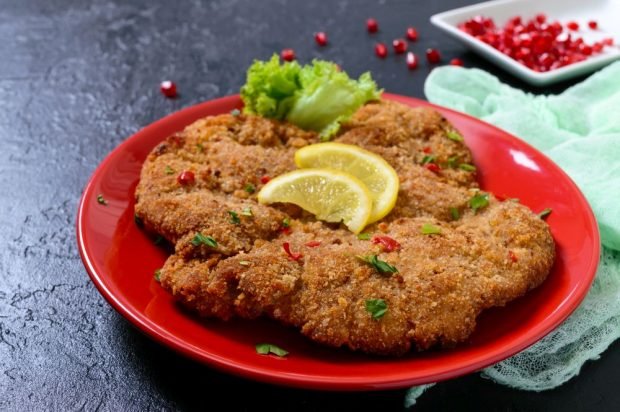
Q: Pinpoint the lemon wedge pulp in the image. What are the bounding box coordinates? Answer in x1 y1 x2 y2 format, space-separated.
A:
257 168 372 234
295 142 399 222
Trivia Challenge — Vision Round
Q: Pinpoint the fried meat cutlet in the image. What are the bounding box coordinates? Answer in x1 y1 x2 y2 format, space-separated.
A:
134 100 555 356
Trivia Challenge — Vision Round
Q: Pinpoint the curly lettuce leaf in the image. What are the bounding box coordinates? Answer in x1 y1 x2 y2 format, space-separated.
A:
240 55 382 139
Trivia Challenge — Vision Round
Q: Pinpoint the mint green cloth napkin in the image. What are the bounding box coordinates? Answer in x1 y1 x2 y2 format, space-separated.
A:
406 62 620 407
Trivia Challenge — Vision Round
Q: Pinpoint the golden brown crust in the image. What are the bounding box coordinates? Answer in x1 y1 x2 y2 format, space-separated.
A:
135 100 555 356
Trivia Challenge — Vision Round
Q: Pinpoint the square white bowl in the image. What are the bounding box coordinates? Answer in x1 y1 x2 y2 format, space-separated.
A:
431 0 620 86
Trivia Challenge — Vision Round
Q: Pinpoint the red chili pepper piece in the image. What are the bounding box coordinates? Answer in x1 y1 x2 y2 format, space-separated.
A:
280 226 292 235
366 18 378 33
375 43 388 58
160 81 177 98
371 235 401 252
422 146 432 154
283 242 303 261
508 250 518 263
425 163 441 173
260 175 271 184
305 240 321 248
281 48 296 61
177 171 195 185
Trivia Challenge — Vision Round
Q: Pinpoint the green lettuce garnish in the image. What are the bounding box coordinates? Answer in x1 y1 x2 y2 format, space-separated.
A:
240 55 382 140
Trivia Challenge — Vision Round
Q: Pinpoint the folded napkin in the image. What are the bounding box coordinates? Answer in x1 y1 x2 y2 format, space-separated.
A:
406 62 620 407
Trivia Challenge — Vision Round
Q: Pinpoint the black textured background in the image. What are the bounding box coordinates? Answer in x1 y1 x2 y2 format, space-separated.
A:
1 0 619 410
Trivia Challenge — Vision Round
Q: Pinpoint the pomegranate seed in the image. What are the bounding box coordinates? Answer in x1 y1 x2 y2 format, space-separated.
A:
366 18 378 33
375 43 388 58
425 163 441 173
588 20 598 30
450 58 464 66
406 27 418 41
160 81 177 98
305 240 321 248
260 175 270 184
422 146 432 153
177 171 195 185
406 52 418 69
426 48 441 63
393 38 408 54
458 14 608 72
314 32 328 46
603 37 614 46
281 48 296 61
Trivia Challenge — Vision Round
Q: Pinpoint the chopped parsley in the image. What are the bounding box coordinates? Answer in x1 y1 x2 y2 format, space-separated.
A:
357 255 399 274
447 156 458 168
255 343 288 357
154 269 161 282
228 211 241 225
459 163 476 172
469 193 490 213
421 155 435 165
421 223 442 235
239 260 251 266
446 130 464 142
191 232 218 248
241 207 253 217
96 194 107 205
230 108 241 116
154 235 164 245
282 217 291 228
365 299 388 320
449 207 460 221
537 208 552 219
357 233 371 240
244 183 256 194
165 165 175 175
134 213 144 227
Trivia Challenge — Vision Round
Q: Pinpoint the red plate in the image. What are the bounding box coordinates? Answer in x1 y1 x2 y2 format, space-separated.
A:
77 94 600 390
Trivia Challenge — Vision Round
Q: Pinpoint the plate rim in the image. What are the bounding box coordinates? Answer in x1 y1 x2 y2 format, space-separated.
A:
77 93 600 390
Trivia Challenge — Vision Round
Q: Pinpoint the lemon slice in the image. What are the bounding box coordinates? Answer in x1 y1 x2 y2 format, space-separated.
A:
295 142 399 223
257 169 372 233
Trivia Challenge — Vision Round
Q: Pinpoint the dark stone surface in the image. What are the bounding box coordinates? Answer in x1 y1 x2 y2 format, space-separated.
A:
0 0 618 410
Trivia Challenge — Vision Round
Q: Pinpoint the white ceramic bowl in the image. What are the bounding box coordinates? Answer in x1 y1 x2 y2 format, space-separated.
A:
431 0 620 86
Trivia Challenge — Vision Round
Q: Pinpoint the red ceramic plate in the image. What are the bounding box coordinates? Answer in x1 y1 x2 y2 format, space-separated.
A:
77 94 600 390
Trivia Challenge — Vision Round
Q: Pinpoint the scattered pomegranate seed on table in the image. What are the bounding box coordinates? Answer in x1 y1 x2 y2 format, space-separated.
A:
406 27 418 41
406 52 418 69
177 171 195 185
450 58 464 66
588 20 598 30
366 18 378 33
314 32 328 46
160 81 177 98
281 48 296 61
375 43 388 58
458 14 614 72
426 48 441 63
392 38 408 54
